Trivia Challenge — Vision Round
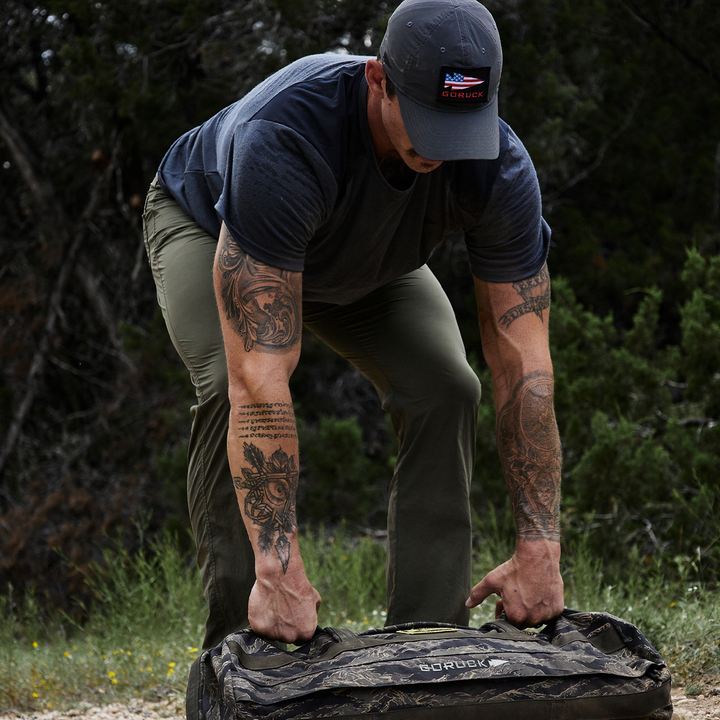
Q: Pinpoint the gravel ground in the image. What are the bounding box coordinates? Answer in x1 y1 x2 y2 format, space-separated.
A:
672 686 720 720
0 698 183 720
1 686 718 719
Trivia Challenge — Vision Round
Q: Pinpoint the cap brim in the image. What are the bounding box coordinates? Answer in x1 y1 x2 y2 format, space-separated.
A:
396 91 499 161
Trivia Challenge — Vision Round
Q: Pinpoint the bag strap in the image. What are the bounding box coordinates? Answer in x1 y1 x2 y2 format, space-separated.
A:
227 621 542 671
536 611 629 655
550 625 627 654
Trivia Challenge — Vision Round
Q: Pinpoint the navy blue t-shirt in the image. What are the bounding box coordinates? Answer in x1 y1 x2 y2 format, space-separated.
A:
158 54 550 304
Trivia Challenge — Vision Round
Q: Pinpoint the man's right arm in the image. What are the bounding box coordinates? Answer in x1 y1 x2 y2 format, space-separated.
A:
213 222 321 644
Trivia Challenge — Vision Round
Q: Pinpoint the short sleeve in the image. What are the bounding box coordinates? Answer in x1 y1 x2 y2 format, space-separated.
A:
464 128 551 283
215 119 338 272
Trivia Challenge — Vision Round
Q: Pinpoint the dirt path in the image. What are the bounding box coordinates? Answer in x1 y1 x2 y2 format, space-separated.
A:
1 686 718 718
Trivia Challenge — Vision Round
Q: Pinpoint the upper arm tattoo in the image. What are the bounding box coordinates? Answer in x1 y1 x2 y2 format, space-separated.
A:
499 266 551 329
217 236 300 353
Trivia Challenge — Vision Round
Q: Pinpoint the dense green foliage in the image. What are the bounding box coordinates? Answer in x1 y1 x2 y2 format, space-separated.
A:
495 0 720 321
0 0 718 614
472 249 720 584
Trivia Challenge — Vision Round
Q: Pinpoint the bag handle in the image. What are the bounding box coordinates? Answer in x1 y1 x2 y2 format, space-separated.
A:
227 627 393 671
479 618 544 643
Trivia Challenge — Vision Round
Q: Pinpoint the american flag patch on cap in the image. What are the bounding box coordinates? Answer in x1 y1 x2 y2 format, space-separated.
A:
437 67 491 105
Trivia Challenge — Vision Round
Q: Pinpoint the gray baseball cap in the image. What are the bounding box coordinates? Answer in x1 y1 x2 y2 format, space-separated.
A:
379 0 503 161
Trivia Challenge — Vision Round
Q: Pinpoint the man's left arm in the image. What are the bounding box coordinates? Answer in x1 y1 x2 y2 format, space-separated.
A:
465 263 564 627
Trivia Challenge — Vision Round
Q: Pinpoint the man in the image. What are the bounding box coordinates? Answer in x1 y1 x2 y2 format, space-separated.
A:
143 0 564 649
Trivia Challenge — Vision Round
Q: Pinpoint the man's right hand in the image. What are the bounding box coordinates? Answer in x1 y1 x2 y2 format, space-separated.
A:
248 566 322 644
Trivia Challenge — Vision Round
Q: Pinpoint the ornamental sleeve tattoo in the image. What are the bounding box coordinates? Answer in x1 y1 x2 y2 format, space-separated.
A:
216 238 300 353
497 371 562 542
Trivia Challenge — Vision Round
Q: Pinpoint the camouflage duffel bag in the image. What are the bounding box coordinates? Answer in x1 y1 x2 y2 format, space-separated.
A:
186 609 672 720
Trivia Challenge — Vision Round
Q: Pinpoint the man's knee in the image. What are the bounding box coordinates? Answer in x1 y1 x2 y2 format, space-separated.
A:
450 362 482 406
191 355 229 412
418 360 482 413
387 359 481 426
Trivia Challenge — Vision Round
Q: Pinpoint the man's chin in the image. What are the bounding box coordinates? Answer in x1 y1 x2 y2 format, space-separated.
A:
405 156 443 173
416 161 443 173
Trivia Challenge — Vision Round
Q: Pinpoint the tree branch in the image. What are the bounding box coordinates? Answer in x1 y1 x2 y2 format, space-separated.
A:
0 169 112 481
0 102 62 226
74 260 136 371
617 0 720 87
545 94 641 205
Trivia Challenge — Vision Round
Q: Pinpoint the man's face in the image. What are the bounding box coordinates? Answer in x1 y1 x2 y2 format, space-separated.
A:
380 88 443 174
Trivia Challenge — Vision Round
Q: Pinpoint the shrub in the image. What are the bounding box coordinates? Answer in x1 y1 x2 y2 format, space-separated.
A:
548 250 720 583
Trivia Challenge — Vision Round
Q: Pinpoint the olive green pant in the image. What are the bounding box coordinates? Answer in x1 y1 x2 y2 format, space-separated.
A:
143 177 481 649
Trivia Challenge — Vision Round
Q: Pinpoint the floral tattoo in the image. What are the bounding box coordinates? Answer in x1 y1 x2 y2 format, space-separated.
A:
234 442 298 573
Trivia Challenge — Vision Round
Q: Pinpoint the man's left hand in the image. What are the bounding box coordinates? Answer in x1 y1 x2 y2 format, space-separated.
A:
465 540 564 628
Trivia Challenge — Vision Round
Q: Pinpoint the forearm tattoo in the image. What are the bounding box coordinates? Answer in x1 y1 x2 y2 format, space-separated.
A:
234 442 298 573
499 266 551 329
497 370 561 542
217 238 299 352
238 402 296 441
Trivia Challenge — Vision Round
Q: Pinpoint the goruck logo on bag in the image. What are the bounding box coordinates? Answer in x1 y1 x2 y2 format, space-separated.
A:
417 657 510 673
437 67 491 105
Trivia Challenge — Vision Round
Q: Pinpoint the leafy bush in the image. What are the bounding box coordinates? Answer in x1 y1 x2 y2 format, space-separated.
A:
298 415 387 527
468 249 720 586
550 249 720 583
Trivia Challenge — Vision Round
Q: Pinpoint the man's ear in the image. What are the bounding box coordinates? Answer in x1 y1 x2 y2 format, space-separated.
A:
365 58 386 99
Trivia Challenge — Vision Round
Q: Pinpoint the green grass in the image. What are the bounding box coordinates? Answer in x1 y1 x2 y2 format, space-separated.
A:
560 542 720 687
0 531 206 712
1 524 719 712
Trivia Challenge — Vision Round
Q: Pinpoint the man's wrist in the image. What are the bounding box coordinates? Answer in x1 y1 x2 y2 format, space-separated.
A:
254 537 304 579
514 537 561 562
